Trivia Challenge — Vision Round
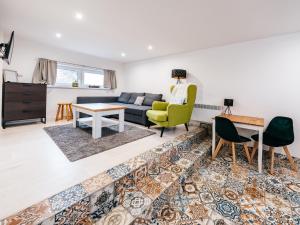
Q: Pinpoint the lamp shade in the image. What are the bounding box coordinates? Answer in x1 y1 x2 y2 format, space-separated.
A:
171 69 186 79
224 99 233 107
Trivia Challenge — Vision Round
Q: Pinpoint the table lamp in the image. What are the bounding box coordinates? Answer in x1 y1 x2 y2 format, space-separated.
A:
224 99 233 114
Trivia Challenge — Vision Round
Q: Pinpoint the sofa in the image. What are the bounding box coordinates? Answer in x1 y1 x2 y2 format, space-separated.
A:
77 92 163 126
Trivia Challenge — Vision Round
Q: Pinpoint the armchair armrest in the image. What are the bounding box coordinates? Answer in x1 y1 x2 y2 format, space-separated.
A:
152 101 169 110
167 104 190 124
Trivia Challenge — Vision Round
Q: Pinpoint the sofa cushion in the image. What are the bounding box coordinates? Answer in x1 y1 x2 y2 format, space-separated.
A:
146 110 168 122
110 102 151 116
128 92 145 104
118 92 131 103
143 93 163 106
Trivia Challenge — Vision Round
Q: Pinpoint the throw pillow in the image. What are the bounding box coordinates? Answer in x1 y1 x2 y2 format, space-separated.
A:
143 93 163 106
128 92 145 104
134 96 145 105
118 92 131 103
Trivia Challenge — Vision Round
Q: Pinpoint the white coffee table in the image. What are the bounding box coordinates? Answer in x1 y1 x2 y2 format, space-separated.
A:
72 103 127 139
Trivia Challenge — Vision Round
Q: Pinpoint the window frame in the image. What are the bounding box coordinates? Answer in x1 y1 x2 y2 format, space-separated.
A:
54 63 105 89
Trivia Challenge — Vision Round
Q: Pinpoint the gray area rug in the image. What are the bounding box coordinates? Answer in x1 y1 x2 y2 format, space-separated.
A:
44 124 155 162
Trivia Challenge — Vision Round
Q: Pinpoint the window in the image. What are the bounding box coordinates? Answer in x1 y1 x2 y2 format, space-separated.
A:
55 63 104 88
83 71 104 87
56 68 79 85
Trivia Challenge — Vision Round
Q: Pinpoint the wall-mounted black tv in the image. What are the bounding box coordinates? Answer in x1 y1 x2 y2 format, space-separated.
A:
0 31 14 65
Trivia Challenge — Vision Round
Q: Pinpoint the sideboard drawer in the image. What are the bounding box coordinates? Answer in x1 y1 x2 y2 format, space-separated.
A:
4 109 46 121
4 91 46 102
5 83 46 94
4 101 46 112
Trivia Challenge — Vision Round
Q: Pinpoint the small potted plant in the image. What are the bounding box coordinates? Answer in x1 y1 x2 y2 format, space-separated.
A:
72 80 79 88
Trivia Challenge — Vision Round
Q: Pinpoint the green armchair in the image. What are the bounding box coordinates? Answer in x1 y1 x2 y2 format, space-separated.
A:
146 84 197 137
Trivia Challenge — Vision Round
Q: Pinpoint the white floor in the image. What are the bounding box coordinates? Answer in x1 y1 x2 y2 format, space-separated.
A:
0 120 198 219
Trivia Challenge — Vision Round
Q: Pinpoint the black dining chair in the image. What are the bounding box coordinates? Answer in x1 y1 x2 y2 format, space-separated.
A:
251 116 297 174
212 116 251 164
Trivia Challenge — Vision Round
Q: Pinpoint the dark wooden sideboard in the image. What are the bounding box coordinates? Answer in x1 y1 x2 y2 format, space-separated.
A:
2 82 47 128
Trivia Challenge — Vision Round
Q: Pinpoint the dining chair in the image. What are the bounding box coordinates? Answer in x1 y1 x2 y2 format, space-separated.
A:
212 116 251 164
251 116 297 174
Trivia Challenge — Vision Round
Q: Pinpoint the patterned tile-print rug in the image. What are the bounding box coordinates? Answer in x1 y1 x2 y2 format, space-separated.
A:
44 124 155 161
131 146 300 225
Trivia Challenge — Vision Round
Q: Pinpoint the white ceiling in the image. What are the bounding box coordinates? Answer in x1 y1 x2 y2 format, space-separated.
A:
1 0 300 63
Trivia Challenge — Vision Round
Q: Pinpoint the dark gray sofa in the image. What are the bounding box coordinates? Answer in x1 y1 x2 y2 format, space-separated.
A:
76 92 163 126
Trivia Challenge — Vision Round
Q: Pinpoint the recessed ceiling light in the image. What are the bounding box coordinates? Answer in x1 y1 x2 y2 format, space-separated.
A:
75 12 83 20
55 33 62 38
121 52 126 57
147 45 153 50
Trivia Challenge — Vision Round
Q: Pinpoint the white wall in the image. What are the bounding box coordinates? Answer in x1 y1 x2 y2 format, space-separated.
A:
124 33 300 157
2 35 125 121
